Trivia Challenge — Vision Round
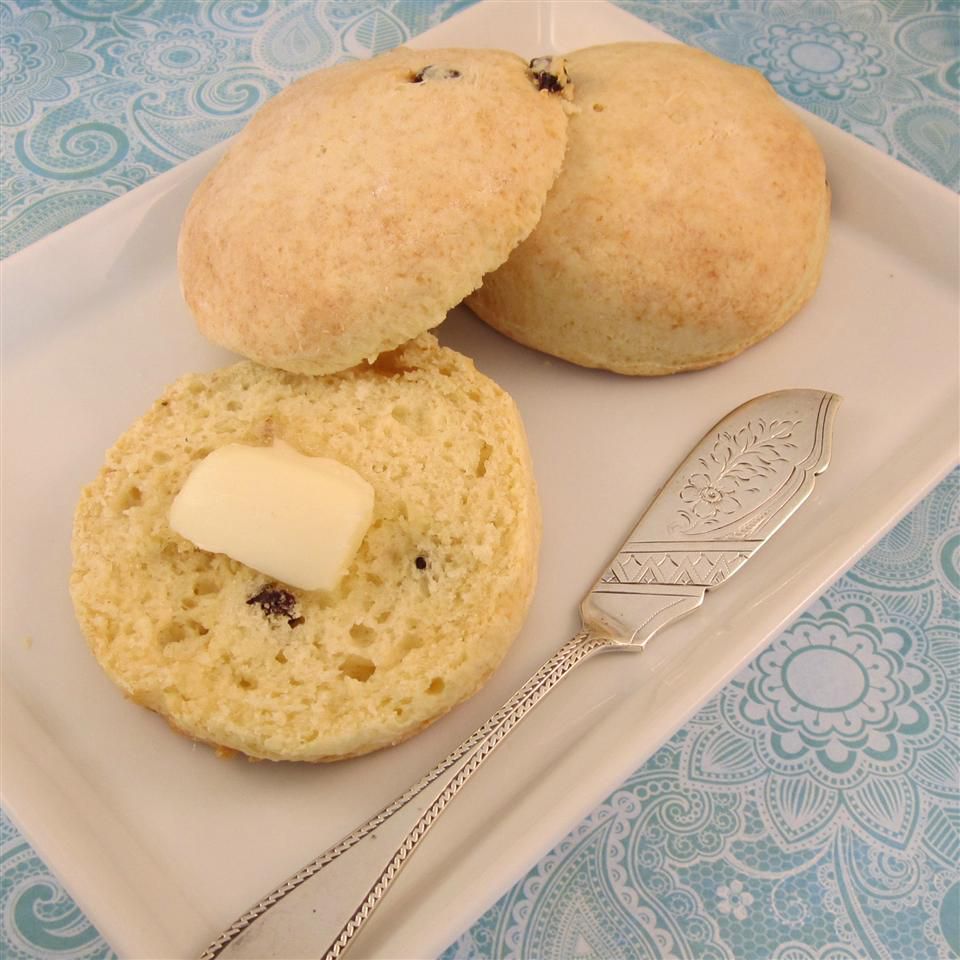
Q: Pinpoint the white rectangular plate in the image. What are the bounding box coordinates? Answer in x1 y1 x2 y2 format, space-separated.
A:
2 2 957 958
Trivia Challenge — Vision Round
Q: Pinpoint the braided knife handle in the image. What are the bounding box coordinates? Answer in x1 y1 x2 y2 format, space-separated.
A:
202 632 612 960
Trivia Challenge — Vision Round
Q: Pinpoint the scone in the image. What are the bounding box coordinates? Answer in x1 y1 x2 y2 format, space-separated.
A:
468 42 830 375
70 336 540 762
179 47 572 375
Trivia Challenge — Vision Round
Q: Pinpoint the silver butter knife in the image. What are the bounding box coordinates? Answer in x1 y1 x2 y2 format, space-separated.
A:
202 388 840 960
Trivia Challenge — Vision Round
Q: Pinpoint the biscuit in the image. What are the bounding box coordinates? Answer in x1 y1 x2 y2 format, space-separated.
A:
70 336 541 762
468 42 830 375
178 47 571 375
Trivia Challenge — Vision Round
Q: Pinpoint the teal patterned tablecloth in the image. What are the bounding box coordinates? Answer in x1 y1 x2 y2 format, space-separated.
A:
2 2 958 958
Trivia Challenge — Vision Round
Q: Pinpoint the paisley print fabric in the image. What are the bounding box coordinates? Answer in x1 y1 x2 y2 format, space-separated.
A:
1 2 957 958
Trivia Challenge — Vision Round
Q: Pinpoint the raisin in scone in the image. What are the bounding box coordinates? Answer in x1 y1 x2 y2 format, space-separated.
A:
468 42 830 375
70 336 540 762
178 46 572 375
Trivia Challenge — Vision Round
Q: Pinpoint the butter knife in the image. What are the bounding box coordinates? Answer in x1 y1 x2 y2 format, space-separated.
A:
202 388 840 960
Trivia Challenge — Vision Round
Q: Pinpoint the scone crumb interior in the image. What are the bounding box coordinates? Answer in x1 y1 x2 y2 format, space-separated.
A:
70 335 540 762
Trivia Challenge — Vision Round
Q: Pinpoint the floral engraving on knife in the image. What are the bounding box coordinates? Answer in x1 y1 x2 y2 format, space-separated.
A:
674 419 799 536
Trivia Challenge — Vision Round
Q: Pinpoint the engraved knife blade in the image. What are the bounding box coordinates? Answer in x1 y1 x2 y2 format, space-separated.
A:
581 389 840 646
202 388 840 960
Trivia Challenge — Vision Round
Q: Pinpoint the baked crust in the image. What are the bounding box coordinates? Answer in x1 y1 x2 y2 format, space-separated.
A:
178 46 570 374
468 42 830 375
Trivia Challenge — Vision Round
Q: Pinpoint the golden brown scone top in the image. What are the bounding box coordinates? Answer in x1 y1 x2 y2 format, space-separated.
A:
468 42 830 375
178 46 571 374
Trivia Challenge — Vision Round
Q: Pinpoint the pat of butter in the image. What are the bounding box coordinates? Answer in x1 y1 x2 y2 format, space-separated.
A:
169 440 374 592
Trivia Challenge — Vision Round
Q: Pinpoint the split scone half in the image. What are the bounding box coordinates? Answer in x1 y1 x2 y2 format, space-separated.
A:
70 336 540 762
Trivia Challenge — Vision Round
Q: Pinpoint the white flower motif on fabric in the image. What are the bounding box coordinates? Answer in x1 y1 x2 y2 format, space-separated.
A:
121 26 228 86
0 6 94 126
686 592 950 853
754 614 904 756
749 21 886 100
716 880 754 920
